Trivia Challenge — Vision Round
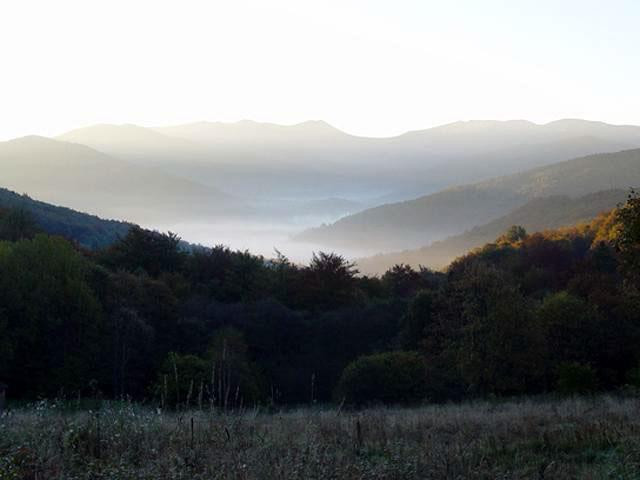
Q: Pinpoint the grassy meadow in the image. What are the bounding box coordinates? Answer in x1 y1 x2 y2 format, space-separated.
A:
2 395 640 479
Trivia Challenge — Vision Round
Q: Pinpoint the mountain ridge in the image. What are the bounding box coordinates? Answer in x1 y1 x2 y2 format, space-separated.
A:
53 118 640 203
354 189 628 275
298 148 640 251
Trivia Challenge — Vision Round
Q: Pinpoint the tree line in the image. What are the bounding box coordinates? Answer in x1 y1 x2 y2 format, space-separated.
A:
0 191 639 407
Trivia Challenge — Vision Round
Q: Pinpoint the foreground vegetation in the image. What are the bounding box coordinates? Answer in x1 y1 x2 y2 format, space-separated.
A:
2 395 640 479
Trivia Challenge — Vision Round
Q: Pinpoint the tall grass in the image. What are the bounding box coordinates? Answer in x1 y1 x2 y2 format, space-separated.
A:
1 395 640 479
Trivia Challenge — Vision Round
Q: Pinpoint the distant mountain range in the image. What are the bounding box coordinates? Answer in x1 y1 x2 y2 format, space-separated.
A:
0 136 244 225
55 119 640 205
298 148 640 251
4 118 640 259
355 190 627 275
0 187 131 248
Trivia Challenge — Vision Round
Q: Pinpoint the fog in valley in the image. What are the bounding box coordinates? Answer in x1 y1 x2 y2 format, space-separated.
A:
3 118 640 269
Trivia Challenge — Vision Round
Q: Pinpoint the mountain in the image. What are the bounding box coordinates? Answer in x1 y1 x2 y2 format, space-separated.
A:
58 123 204 159
298 149 640 251
0 136 243 225
355 190 627 275
0 187 131 248
154 119 348 147
56 119 640 203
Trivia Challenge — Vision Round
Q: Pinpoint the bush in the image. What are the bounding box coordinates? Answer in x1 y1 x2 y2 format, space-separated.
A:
335 351 426 406
556 362 598 395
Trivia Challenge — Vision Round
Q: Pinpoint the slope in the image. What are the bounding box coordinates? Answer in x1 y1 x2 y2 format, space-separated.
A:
355 190 627 275
0 136 243 225
0 187 131 249
298 149 640 251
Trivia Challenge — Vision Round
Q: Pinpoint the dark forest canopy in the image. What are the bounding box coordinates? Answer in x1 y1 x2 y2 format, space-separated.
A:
0 187 131 249
0 192 639 407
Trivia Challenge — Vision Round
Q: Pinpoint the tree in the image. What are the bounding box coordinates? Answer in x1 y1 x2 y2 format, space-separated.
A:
535 292 602 389
382 264 422 298
400 289 434 349
0 208 39 242
102 226 184 276
301 252 359 310
457 283 544 395
101 270 179 392
0 235 102 397
107 307 154 398
155 352 209 409
499 225 527 244
336 351 427 405
556 362 598 395
615 189 640 280
206 327 264 409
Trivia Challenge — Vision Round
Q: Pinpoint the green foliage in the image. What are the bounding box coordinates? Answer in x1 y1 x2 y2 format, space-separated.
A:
154 328 264 409
400 289 434 349
382 264 422 297
156 353 209 408
300 252 359 310
625 364 640 388
4 190 640 408
207 327 264 407
102 226 184 276
336 351 426 405
556 362 599 395
0 208 39 242
0 235 102 396
536 292 601 367
453 264 545 395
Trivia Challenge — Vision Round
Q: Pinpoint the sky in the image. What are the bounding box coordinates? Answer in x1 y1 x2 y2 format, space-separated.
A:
1 0 639 140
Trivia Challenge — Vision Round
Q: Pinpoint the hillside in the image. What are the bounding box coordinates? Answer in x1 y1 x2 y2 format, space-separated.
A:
356 190 627 274
57 119 640 203
0 187 131 248
298 149 640 251
0 136 244 225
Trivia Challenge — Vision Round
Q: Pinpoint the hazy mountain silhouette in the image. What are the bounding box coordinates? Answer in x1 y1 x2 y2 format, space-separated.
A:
56 119 640 204
355 190 627 275
58 123 204 158
0 136 244 225
298 148 640 251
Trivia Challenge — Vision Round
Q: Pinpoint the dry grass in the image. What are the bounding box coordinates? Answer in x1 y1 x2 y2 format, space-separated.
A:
2 395 640 479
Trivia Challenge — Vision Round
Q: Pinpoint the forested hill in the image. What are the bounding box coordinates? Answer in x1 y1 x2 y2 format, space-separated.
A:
298 148 640 251
0 187 131 248
1 190 640 407
356 189 628 274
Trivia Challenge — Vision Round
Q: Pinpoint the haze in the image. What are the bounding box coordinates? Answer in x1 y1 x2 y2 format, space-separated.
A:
3 1 640 268
2 0 640 140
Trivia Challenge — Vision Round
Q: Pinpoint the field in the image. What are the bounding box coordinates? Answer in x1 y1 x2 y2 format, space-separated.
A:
1 395 640 479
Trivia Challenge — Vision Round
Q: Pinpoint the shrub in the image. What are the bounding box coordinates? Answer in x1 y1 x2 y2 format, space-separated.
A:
335 351 426 406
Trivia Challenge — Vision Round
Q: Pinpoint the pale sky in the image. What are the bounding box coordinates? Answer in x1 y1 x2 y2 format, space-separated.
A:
1 0 639 140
